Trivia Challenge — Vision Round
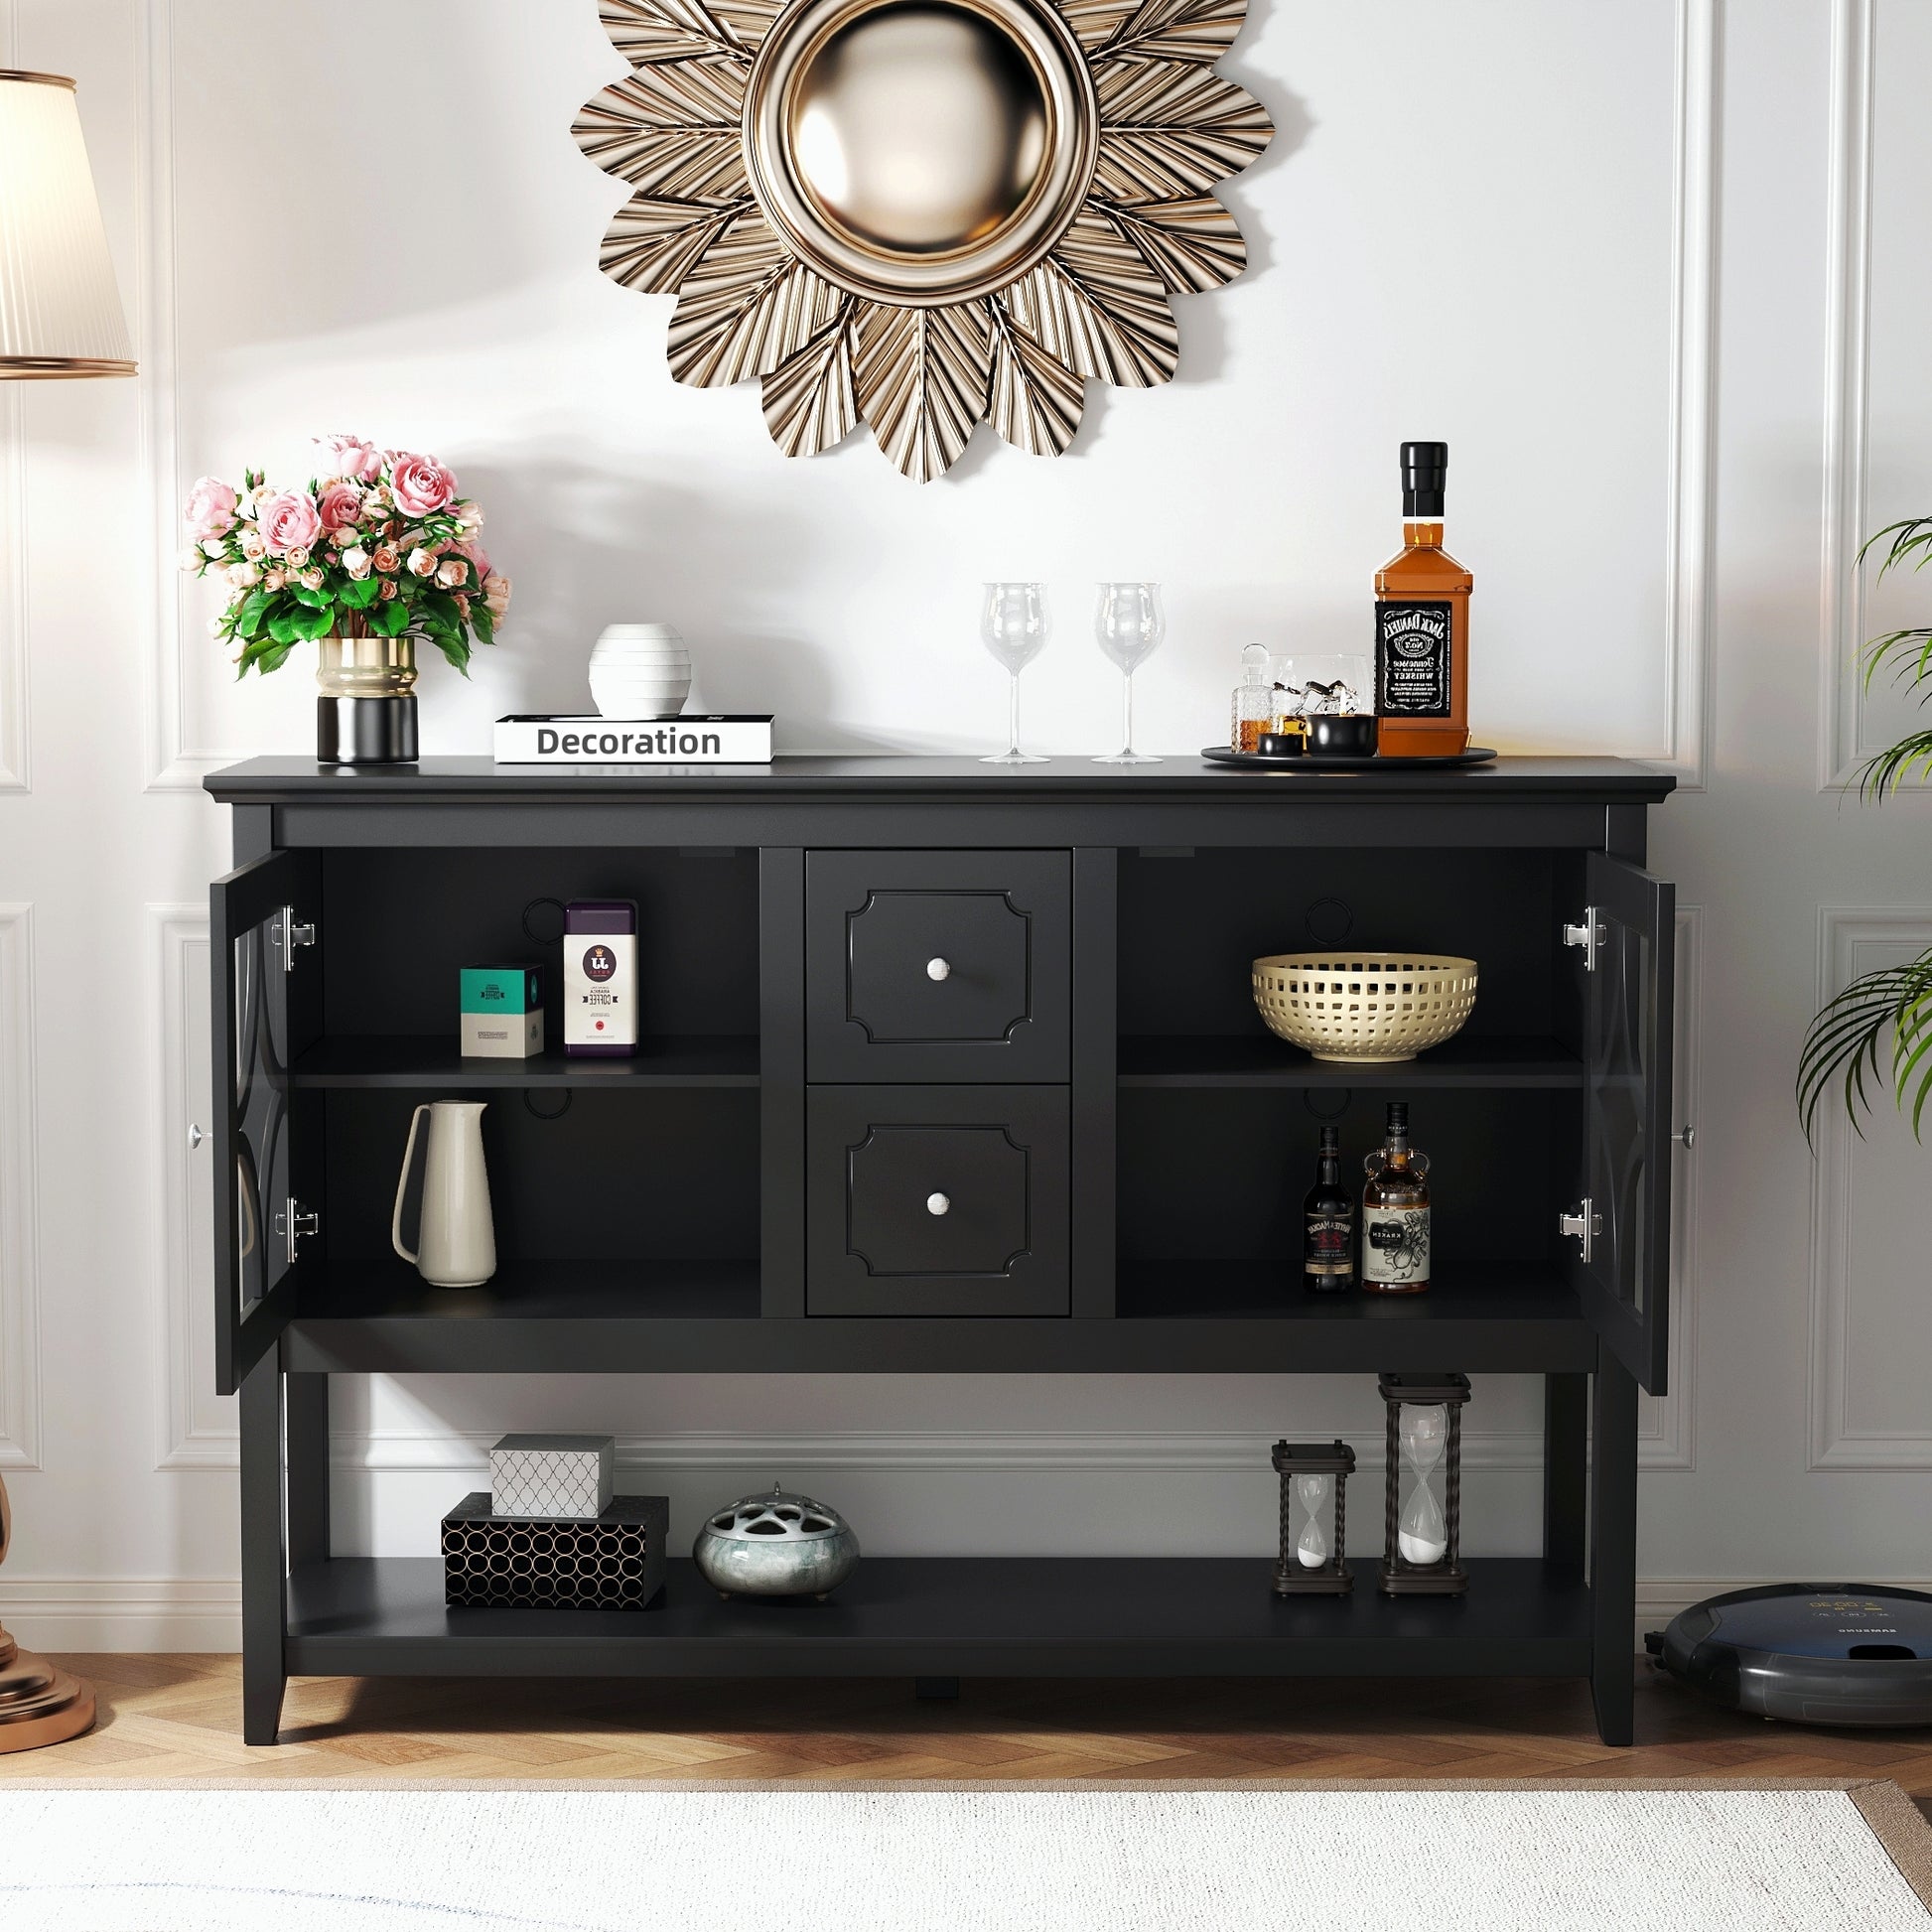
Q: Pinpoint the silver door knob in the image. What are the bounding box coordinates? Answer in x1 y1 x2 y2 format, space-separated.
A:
926 1192 951 1216
926 957 951 981
187 1123 205 1151
1676 1125 1696 1149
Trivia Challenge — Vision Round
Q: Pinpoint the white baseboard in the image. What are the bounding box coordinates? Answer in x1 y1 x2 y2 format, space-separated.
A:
1 1579 243 1653
13 1575 1916 1657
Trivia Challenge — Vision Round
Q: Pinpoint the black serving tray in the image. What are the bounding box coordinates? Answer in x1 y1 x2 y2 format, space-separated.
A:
1200 747 1499 771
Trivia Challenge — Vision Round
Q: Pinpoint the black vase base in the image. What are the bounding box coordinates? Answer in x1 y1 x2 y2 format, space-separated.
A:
318 695 418 765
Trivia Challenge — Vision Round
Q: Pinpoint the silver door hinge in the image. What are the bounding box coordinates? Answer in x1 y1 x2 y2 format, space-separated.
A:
276 907 317 974
1559 1199 1601 1263
275 1197 320 1265
1563 907 1604 974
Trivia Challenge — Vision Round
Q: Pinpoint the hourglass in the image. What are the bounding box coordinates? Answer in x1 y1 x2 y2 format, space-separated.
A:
1377 1373 1470 1595
1270 1440 1354 1595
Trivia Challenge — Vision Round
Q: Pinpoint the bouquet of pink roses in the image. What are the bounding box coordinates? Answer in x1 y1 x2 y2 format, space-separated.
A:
182 434 510 677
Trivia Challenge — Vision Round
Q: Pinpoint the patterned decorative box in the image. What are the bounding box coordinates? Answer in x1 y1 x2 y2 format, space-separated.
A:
441 1493 668 1610
488 1433 615 1519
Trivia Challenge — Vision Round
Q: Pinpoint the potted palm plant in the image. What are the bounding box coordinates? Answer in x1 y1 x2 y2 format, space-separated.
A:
1800 516 1932 1140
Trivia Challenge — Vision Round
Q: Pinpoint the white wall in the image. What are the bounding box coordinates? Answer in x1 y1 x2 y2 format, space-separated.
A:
0 0 1927 1649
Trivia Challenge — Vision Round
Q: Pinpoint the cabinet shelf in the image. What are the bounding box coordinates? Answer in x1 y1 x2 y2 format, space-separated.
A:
285 1556 1593 1681
282 1258 1592 1375
290 1035 759 1088
1117 1035 1582 1089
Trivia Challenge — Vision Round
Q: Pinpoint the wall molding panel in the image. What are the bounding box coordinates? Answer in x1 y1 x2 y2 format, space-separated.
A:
136 0 208 795
0 2 27 794
335 1427 1550 1476
1657 0 1720 791
0 903 42 1469
1808 907 1932 1468
1818 0 1880 792
149 905 231 1470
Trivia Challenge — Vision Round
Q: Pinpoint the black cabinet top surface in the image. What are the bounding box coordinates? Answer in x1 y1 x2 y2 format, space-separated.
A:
207 753 1674 805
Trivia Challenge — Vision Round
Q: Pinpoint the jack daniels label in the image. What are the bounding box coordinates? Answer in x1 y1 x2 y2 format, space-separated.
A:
1363 1206 1431 1286
1375 601 1452 718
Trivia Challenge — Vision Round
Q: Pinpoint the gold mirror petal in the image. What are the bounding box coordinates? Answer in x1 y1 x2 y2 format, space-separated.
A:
577 0 1271 476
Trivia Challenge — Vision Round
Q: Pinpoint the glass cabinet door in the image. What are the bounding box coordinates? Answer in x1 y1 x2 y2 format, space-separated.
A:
1574 850 1675 1394
210 850 319 1394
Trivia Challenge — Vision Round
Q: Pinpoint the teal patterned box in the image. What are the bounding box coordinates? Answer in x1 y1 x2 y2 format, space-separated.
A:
460 964 543 1057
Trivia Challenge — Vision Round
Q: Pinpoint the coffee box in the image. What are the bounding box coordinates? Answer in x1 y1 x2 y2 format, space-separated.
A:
565 899 638 1055
459 964 544 1058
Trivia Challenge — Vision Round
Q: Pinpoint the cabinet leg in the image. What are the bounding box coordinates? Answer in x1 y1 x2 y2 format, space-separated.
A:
1544 1373 1587 1577
1588 1354 1638 1747
914 1677 960 1702
239 1355 289 1746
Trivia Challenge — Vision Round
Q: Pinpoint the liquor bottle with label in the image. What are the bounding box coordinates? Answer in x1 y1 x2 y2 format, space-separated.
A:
1302 1124 1356 1293
1362 1101 1431 1294
1373 441 1471 758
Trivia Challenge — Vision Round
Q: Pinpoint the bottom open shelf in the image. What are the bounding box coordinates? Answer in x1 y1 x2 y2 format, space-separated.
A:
285 1557 1592 1680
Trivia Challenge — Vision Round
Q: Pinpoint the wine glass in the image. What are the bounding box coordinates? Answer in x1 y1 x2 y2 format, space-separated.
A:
1092 582 1165 763
979 582 1050 764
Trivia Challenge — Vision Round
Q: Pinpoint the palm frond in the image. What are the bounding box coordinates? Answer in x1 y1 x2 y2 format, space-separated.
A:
1798 950 1932 1145
1856 730 1932 800
1859 625 1932 696
1859 516 1932 579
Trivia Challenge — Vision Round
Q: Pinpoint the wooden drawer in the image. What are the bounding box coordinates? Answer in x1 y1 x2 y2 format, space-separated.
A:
807 1086 1069 1315
806 850 1071 1082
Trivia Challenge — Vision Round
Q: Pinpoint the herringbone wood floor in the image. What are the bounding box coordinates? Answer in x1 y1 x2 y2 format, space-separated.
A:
7 1656 1932 1791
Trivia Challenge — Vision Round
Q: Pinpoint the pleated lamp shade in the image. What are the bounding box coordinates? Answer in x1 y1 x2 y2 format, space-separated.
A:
0 70 134 377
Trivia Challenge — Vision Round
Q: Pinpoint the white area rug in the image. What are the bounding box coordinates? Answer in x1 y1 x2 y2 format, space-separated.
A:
2 1783 1927 1931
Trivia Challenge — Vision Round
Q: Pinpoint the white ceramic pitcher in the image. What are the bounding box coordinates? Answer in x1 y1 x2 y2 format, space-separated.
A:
392 1100 495 1287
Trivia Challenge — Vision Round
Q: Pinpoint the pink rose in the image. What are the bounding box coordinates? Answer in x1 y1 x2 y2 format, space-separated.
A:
407 546 437 578
371 544 400 574
389 453 457 517
316 481 363 532
436 556 468 589
259 491 322 558
460 540 492 579
184 477 238 540
316 433 382 483
343 547 372 580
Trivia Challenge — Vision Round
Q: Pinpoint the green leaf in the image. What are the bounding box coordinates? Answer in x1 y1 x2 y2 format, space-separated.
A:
369 596 411 637
295 605 337 641
256 641 297 675
470 602 494 645
291 584 328 610
338 576 380 611
1798 950 1932 1143
266 611 302 645
235 590 273 639
433 633 472 675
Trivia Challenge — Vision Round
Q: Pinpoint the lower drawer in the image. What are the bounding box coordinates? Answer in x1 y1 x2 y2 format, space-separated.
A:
807 1086 1069 1315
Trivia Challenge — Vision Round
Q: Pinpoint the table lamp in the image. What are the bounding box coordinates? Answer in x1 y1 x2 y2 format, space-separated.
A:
0 65 136 1752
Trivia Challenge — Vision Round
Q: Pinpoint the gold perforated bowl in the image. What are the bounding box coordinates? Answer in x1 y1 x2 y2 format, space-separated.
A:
1251 952 1478 1063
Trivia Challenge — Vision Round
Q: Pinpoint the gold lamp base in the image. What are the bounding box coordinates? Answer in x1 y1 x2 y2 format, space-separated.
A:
0 1627 94 1752
0 1471 95 1751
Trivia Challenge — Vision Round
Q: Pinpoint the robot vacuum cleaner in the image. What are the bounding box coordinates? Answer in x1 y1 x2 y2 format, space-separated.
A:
1651 1584 1932 1726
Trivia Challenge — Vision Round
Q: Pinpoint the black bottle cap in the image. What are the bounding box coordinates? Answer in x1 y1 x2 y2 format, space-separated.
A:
1318 1125 1339 1155
1401 440 1448 517
1386 1101 1409 1132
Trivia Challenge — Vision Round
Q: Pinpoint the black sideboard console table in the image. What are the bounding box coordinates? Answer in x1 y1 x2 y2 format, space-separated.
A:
205 755 1675 1745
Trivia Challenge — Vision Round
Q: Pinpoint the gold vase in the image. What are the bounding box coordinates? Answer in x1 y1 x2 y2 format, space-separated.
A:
317 630 417 698
0 1473 95 1752
316 631 420 764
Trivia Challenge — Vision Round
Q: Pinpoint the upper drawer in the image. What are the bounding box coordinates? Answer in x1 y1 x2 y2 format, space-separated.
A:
806 850 1072 1081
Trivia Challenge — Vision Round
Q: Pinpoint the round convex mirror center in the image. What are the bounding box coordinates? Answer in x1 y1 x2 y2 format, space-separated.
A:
744 0 1097 305
790 3 1048 256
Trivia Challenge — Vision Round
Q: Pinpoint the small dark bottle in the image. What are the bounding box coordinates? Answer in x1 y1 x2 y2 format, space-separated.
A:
1303 1125 1357 1293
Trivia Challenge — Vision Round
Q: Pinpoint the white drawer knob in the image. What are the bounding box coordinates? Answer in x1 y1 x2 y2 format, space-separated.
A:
926 1192 951 1216
926 957 952 981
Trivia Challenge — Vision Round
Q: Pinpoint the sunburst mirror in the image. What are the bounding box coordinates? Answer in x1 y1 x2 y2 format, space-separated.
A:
576 0 1271 480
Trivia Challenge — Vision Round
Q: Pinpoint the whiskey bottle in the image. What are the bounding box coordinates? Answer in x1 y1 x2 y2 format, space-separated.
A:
1302 1124 1356 1293
1373 441 1471 758
1362 1101 1431 1294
